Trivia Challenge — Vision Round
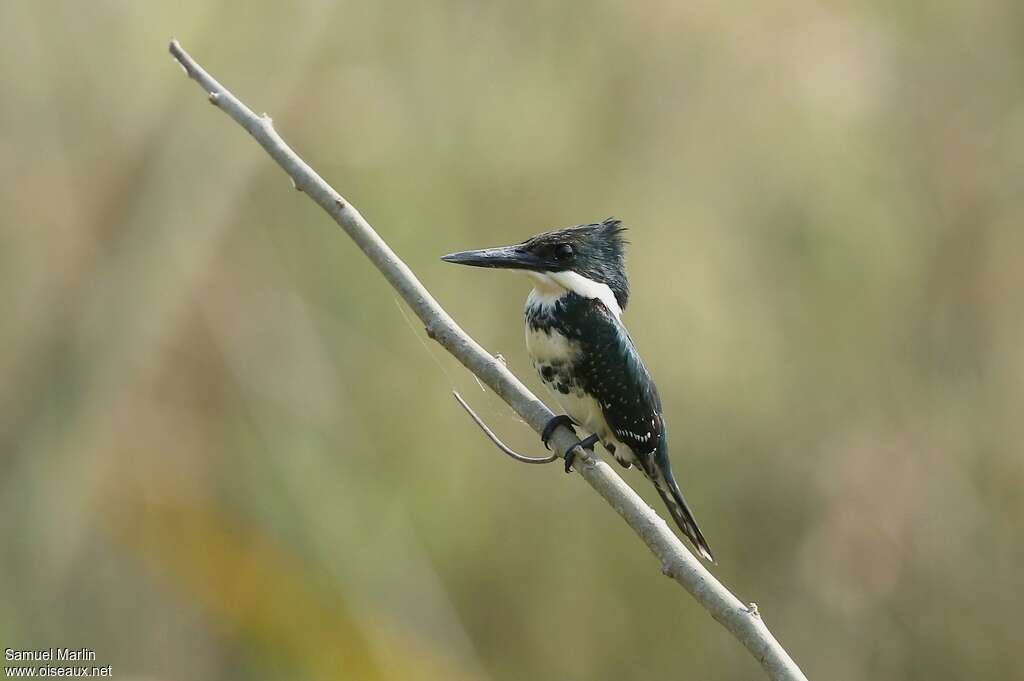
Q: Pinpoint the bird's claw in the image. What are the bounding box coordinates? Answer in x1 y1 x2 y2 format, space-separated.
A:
564 447 577 474
541 417 601 474
564 434 600 474
541 414 575 450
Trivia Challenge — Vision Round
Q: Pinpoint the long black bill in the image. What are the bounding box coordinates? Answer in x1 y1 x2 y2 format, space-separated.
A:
441 244 545 271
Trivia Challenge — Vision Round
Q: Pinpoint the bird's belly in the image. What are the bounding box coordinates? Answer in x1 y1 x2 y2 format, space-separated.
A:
552 387 640 468
550 387 604 434
526 325 639 467
527 326 596 429
549 379 643 467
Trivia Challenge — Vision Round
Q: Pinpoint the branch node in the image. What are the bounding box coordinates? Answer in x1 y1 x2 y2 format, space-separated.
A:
747 602 761 618
661 564 674 578
291 177 303 192
425 325 436 340
208 92 220 105
334 197 347 209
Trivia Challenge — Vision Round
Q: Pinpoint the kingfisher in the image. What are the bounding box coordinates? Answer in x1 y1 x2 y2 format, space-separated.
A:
442 218 714 562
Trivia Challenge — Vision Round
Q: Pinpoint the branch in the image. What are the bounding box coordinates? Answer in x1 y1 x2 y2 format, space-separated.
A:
452 391 558 464
168 39 809 681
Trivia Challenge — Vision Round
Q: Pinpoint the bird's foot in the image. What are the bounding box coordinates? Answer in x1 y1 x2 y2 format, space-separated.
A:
564 433 600 474
541 415 575 450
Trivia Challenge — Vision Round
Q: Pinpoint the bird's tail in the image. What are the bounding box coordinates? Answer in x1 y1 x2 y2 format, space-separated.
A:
648 455 715 563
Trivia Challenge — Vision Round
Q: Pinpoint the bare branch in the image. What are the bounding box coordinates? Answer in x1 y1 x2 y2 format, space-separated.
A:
452 390 558 464
168 39 809 681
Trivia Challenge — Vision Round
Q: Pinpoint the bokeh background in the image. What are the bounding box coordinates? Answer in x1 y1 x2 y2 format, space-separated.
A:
2 2 1022 679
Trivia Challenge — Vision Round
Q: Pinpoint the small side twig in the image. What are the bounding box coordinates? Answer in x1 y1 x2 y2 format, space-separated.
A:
452 391 557 464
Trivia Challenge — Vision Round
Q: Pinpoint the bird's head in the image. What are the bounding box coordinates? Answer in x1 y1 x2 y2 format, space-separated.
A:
442 218 630 314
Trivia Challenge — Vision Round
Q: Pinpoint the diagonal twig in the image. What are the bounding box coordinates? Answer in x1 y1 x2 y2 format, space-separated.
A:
452 390 557 464
168 38 808 681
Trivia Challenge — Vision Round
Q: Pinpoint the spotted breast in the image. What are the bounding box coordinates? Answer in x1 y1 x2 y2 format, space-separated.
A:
525 288 659 469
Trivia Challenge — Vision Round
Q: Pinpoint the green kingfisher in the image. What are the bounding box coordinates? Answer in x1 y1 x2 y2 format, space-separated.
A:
442 218 714 562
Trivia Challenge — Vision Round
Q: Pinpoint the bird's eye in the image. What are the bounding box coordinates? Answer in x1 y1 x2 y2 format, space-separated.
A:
554 243 574 261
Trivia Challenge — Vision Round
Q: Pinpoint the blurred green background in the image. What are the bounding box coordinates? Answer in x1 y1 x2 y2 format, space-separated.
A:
2 1 1022 680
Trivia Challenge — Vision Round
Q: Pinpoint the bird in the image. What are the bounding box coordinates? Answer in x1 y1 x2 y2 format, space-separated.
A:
442 218 714 562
